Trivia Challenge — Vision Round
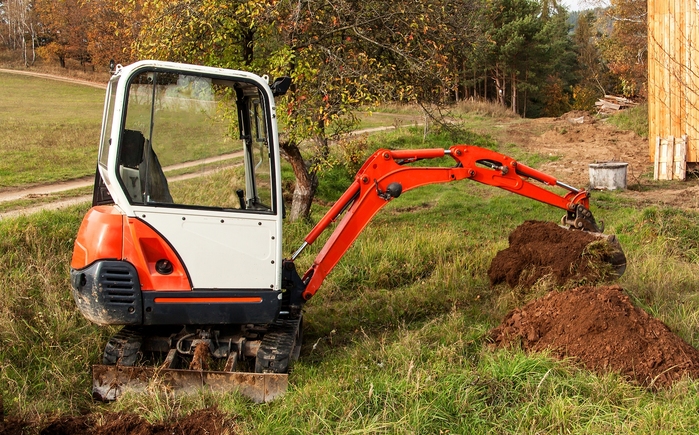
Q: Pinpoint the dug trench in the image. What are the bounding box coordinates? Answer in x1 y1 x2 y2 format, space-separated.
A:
0 408 237 435
488 221 699 387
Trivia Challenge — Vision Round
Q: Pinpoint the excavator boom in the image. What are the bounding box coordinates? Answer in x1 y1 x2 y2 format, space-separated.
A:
293 145 611 301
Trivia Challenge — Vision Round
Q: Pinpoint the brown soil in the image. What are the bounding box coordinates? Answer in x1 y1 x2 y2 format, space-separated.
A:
488 221 618 288
495 114 650 189
490 285 699 388
0 417 30 435
484 112 699 211
189 342 211 371
36 408 236 435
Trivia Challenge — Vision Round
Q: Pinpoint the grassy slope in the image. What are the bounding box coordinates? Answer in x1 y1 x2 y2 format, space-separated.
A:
3 121 699 432
606 103 649 139
0 73 104 188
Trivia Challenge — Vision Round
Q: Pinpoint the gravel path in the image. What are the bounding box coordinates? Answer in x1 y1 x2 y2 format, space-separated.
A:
0 68 106 89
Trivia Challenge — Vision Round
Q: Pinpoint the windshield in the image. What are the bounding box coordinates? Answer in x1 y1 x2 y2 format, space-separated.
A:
117 70 274 213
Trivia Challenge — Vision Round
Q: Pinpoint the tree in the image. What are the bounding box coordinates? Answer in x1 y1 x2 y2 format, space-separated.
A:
0 0 39 66
599 0 647 97
130 0 481 220
571 10 610 109
34 0 90 68
476 0 576 116
268 0 481 219
83 0 142 69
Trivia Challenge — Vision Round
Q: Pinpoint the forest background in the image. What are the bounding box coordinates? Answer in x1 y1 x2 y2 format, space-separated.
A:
0 0 648 218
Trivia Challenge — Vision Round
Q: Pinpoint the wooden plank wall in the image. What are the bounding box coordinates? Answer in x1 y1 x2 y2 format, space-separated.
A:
648 0 699 163
654 135 688 180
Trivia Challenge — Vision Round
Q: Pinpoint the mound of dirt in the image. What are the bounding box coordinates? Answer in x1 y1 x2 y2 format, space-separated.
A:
38 408 235 435
0 417 29 435
488 221 619 288
490 285 699 388
557 110 596 124
501 116 650 189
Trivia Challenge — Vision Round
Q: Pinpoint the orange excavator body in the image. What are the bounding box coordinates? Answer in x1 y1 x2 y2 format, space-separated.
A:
71 61 622 403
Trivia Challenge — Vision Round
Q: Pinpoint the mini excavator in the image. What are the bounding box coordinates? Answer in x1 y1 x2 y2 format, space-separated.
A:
70 61 625 402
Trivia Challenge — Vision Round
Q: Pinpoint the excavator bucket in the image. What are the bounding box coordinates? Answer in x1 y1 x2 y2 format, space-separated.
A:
584 232 627 277
560 203 627 277
92 365 287 403
599 233 625 274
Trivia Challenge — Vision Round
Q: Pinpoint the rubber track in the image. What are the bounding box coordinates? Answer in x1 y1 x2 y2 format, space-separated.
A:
103 326 142 366
255 318 301 373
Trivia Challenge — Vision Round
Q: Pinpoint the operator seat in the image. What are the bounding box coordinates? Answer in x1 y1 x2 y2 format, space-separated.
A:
119 129 146 203
119 129 173 204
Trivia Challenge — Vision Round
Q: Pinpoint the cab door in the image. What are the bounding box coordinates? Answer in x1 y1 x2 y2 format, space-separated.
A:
102 61 284 291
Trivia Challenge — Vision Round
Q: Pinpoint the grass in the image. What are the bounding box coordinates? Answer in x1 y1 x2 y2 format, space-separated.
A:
3 114 699 433
606 103 649 138
0 206 112 417
355 111 423 131
0 73 105 188
0 72 245 190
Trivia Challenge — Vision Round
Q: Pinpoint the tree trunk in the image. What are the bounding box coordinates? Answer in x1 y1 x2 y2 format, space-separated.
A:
476 70 479 99
523 71 529 117
510 72 517 114
454 75 459 102
280 139 318 221
484 68 488 100
494 68 505 106
243 28 255 66
30 23 35 65
21 31 26 67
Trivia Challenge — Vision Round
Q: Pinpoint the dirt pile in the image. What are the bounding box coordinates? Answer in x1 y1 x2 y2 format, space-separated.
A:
490 285 699 387
34 408 236 435
488 221 620 288
0 418 29 435
500 114 650 189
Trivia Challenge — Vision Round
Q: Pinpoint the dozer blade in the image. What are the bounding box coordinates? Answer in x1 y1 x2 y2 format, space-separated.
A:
92 364 287 403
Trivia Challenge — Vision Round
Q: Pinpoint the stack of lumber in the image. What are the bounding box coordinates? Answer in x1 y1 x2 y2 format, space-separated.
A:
595 95 638 114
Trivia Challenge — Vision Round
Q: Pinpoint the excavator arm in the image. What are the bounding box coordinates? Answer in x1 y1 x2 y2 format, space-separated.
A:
287 145 605 302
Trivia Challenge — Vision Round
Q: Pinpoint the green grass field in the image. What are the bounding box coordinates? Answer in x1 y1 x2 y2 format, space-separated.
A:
3 115 699 433
0 73 693 432
0 73 105 188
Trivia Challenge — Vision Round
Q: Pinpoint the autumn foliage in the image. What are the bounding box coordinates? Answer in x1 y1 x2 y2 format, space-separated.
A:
0 0 651 219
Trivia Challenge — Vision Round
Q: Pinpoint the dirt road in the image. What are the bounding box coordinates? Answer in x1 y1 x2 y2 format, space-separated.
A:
0 124 418 220
0 67 107 89
492 111 699 210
